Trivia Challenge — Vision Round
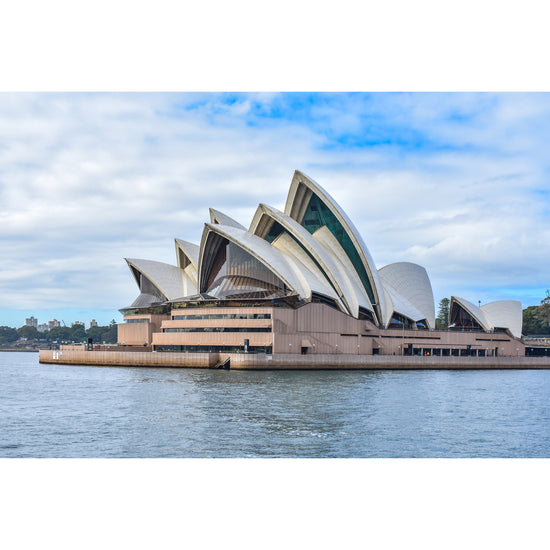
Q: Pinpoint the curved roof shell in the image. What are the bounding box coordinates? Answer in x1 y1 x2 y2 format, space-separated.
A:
198 223 341 305
450 296 494 332
249 203 369 317
481 300 523 339
379 262 436 329
174 239 199 270
311 226 374 316
270 232 346 311
209 208 246 229
283 170 388 324
382 284 426 325
174 239 199 289
125 258 196 302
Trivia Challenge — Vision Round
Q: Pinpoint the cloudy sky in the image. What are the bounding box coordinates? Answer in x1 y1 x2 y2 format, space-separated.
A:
1 92 549 328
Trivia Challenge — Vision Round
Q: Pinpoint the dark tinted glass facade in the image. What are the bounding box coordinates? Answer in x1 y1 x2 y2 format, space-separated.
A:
264 220 285 243
300 192 376 305
450 302 483 331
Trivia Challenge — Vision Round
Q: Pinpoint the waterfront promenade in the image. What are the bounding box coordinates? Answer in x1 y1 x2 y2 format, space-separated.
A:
39 349 550 370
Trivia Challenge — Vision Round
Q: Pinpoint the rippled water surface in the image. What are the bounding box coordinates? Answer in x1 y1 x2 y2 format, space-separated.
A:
1 352 549 457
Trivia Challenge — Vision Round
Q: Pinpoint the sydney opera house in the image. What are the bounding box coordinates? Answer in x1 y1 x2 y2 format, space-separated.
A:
117 171 525 359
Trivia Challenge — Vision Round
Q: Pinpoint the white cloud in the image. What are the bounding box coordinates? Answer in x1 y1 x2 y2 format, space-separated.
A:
1 92 549 327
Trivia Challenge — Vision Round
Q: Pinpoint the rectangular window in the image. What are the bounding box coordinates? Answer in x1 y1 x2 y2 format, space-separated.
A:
154 345 272 354
164 327 271 333
172 313 271 320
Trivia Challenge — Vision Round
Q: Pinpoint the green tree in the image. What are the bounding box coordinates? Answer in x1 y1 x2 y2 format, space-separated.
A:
101 325 118 343
86 326 105 342
86 325 117 343
523 306 542 335
70 325 87 342
46 326 71 342
435 298 450 329
17 325 39 340
0 326 18 344
535 294 550 331
522 293 550 336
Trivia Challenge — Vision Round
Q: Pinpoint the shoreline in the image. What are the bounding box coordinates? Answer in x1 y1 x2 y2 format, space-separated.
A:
0 349 40 353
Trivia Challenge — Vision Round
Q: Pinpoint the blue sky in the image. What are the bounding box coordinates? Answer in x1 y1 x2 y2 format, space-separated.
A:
1 92 549 328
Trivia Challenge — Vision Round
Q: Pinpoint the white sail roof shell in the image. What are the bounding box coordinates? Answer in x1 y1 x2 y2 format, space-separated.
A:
249 203 372 317
209 208 246 229
270 232 346 311
380 286 395 327
379 262 436 329
174 239 199 289
174 239 199 269
451 296 494 332
198 223 341 303
382 283 426 324
284 170 388 324
481 300 523 339
125 258 196 301
312 226 374 314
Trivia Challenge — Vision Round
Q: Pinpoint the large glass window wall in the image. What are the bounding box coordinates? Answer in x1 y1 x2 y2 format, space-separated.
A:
388 312 415 330
450 303 483 331
264 220 285 243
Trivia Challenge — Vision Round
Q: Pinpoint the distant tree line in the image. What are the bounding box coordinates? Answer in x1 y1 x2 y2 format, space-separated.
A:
0 320 118 346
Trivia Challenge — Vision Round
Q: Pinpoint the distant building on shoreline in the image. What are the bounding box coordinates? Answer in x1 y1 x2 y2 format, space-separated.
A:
25 316 38 329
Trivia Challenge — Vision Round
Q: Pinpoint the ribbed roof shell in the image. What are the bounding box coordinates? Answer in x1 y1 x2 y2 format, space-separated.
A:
174 239 199 270
198 223 341 304
311 226 374 315
284 170 388 325
125 258 195 301
249 203 370 317
379 262 436 329
209 208 246 229
270 232 346 312
481 300 523 339
382 284 426 324
450 296 494 332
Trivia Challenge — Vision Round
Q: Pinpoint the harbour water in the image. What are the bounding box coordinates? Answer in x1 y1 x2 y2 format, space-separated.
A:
1 351 549 458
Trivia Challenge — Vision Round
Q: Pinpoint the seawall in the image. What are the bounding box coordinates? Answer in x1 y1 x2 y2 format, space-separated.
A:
39 349 550 370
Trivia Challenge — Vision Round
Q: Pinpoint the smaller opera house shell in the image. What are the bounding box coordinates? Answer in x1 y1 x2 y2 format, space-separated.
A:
118 171 524 358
